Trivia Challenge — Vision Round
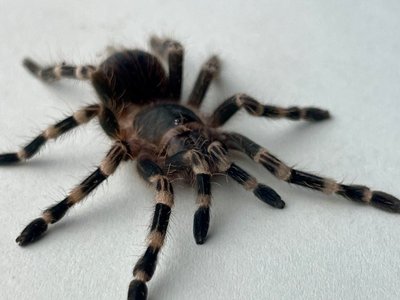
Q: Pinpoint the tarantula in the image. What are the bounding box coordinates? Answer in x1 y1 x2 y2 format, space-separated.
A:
1 36 399 300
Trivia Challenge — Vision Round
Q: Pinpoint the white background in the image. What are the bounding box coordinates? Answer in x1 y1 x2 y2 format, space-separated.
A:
1 1 400 299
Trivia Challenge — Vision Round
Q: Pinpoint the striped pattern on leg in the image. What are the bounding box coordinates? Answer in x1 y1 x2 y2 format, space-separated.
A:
15 141 128 246
166 142 227 244
149 36 183 99
129 159 174 300
0 104 100 165
227 163 285 208
157 146 213 245
23 58 96 81
226 132 400 212
189 151 212 244
209 94 330 127
188 55 220 108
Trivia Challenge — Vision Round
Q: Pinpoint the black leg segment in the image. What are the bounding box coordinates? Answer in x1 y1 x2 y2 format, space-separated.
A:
186 151 213 244
187 55 220 108
150 36 184 100
193 173 211 244
128 280 148 300
227 163 285 209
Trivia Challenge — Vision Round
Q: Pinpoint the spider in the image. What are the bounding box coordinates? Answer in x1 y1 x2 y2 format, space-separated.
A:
1 36 399 300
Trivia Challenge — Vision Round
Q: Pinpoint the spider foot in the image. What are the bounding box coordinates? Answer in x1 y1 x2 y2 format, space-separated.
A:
303 107 331 122
127 280 148 300
149 36 183 57
370 191 400 213
203 55 220 77
253 184 285 209
193 206 210 245
16 218 48 246
22 57 59 82
0 153 20 165
22 57 41 76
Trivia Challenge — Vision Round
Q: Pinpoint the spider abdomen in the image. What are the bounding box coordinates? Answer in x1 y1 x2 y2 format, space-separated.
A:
92 50 168 106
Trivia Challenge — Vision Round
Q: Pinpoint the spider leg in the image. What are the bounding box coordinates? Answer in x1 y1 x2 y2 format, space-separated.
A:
206 141 284 208
224 132 400 212
187 150 212 244
149 36 183 100
128 156 174 300
166 139 284 244
208 93 330 127
23 58 96 82
166 145 214 244
227 163 285 208
0 104 100 165
15 141 128 246
187 55 220 108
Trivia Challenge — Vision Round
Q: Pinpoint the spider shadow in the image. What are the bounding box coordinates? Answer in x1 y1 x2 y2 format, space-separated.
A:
39 79 94 106
2 156 85 170
256 118 333 150
21 168 142 247
19 193 133 249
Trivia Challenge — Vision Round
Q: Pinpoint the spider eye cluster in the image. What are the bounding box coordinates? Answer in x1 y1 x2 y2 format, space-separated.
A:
174 118 182 126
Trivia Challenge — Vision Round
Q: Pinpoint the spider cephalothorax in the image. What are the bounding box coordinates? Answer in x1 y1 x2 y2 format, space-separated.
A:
1 36 399 300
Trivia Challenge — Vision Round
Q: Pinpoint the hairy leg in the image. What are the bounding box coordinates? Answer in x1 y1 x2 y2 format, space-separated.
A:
128 155 174 300
187 150 212 244
23 58 96 82
224 132 400 212
16 141 129 245
187 55 220 108
150 36 184 100
0 104 100 164
227 163 284 208
209 93 330 127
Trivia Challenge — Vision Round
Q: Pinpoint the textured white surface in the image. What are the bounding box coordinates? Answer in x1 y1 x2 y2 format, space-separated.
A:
1 1 400 299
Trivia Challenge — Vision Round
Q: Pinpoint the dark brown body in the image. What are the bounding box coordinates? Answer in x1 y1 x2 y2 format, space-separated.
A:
91 49 215 166
93 50 169 106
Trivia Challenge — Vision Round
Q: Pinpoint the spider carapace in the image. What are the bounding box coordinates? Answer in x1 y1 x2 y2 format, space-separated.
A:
1 36 399 300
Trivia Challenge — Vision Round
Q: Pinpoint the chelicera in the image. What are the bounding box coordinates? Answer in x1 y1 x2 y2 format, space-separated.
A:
1 36 399 300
